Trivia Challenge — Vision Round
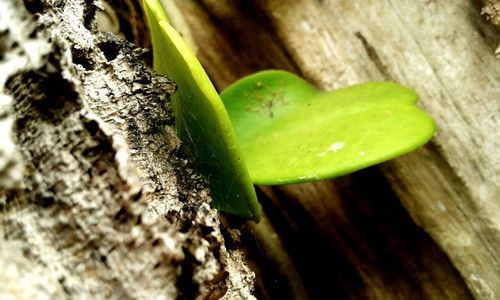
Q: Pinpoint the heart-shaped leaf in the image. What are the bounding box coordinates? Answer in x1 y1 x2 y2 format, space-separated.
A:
220 70 436 185
144 0 261 221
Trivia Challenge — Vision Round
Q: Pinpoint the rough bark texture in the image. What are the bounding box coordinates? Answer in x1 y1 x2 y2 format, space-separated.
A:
2 0 499 299
0 0 255 299
482 0 500 28
482 0 500 55
167 1 500 299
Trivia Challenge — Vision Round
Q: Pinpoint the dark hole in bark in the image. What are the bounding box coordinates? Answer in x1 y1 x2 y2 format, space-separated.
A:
177 247 200 300
23 0 44 14
7 69 81 126
28 28 38 39
200 225 214 237
83 119 100 136
100 255 109 268
132 189 143 202
71 47 94 71
82 138 113 158
38 196 55 208
114 206 128 224
219 227 235 251
83 2 98 31
178 219 191 234
0 30 9 59
33 73 80 122
99 40 120 61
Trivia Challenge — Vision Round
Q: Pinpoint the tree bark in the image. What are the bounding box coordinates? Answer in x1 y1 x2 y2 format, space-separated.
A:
0 0 255 299
2 0 499 299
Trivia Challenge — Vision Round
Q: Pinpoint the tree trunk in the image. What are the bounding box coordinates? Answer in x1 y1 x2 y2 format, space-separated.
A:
0 0 255 299
2 0 499 299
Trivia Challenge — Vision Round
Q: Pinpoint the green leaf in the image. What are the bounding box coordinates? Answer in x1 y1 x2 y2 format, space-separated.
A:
144 0 261 221
220 70 436 185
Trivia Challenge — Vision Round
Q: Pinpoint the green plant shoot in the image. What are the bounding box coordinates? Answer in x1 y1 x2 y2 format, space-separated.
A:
220 71 436 185
144 0 436 220
144 0 262 221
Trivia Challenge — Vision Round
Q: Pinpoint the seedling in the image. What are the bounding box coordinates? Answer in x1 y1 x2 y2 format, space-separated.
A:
144 0 436 221
220 71 435 185
144 0 261 221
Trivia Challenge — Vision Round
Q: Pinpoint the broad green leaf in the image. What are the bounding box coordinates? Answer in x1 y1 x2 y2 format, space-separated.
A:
220 70 436 185
144 0 261 221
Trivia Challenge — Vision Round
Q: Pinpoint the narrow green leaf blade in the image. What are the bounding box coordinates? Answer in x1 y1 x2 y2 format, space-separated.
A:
144 0 261 221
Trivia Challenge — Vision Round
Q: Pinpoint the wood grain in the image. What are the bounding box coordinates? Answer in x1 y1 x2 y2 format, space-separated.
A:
172 0 500 299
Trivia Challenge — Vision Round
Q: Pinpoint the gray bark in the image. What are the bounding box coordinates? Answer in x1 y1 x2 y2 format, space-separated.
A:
0 0 255 299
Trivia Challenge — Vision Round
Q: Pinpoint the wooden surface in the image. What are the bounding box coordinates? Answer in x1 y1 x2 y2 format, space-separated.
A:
2 0 495 299
167 1 500 299
0 0 257 299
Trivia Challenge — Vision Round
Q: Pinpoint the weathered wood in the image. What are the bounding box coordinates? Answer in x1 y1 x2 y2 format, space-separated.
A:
172 0 500 299
0 0 256 299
